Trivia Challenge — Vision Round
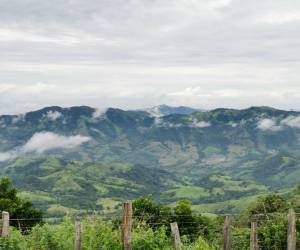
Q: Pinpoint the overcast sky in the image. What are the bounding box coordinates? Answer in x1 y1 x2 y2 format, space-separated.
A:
0 0 300 114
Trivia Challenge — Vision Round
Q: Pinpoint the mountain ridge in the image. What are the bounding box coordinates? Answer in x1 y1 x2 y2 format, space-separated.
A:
1 104 300 214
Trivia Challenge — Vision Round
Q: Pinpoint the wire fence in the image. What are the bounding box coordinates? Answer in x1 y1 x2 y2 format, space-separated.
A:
0 205 299 250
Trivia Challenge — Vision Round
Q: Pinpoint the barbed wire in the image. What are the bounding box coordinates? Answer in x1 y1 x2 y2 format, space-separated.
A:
4 210 297 222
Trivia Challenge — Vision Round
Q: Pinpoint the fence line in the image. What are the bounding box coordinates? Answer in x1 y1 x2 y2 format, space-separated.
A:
170 222 182 250
5 211 300 221
1 204 299 250
1 211 9 237
250 222 258 250
74 222 83 250
122 202 132 250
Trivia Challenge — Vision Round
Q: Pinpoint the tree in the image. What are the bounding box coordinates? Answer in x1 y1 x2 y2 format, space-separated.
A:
246 194 289 249
133 195 172 230
133 197 216 243
248 195 288 219
173 200 214 240
289 183 300 213
173 200 195 236
0 178 43 231
294 183 300 195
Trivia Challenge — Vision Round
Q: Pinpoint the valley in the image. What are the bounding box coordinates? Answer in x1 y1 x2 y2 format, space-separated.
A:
0 105 300 216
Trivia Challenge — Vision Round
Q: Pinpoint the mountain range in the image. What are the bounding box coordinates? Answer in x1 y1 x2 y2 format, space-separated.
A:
0 105 300 216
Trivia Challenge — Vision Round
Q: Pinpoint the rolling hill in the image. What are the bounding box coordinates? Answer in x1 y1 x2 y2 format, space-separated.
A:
0 105 300 215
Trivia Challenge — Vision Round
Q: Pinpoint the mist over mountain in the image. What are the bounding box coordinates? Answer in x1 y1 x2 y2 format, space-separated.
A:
1 104 300 215
140 104 202 117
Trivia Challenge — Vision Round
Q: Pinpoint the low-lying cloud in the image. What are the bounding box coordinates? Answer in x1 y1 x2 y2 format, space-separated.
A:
45 111 62 121
280 116 300 129
92 108 107 120
153 117 211 129
257 118 282 131
0 151 17 162
192 120 211 128
257 116 300 131
23 132 91 153
0 132 91 162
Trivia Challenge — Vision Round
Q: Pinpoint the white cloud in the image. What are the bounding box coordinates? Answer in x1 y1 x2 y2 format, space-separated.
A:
1 1 300 112
228 122 238 128
168 87 201 97
191 120 211 128
257 118 282 131
145 106 164 117
280 116 300 129
261 11 300 24
165 123 182 128
92 108 107 119
0 28 80 46
0 84 16 94
153 117 211 129
153 117 163 126
0 132 91 162
0 151 17 162
23 132 91 153
45 111 62 121
152 118 181 128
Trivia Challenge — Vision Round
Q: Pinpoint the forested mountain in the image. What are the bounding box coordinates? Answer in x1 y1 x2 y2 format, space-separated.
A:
0 105 300 215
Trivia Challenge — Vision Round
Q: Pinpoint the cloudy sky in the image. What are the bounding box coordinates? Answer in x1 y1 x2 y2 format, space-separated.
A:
0 0 300 114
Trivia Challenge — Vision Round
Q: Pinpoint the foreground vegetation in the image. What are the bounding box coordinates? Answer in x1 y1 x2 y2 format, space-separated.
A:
2 178 300 249
0 217 219 250
0 199 300 250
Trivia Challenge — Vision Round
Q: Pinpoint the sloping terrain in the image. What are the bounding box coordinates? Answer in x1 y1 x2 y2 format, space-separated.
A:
0 105 300 214
0 157 270 216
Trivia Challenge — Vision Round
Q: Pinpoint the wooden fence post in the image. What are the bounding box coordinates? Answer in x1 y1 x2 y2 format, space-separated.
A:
122 202 132 250
250 222 258 250
74 222 82 250
287 209 296 250
1 211 9 237
170 222 182 250
223 216 231 250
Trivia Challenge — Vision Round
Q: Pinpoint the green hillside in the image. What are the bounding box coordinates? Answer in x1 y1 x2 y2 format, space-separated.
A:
0 105 300 214
0 157 273 216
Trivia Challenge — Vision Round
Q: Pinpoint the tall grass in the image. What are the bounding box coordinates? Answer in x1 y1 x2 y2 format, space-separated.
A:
0 217 216 250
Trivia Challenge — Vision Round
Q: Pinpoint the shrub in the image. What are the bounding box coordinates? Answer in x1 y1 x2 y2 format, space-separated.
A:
132 224 172 250
0 228 26 250
231 227 250 250
82 218 121 250
183 236 216 250
258 215 287 250
25 217 74 250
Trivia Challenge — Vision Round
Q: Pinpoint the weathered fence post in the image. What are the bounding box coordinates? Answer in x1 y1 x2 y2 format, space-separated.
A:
122 201 132 250
223 216 231 250
170 222 182 250
1 211 9 237
287 208 296 250
74 222 82 250
250 222 258 250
